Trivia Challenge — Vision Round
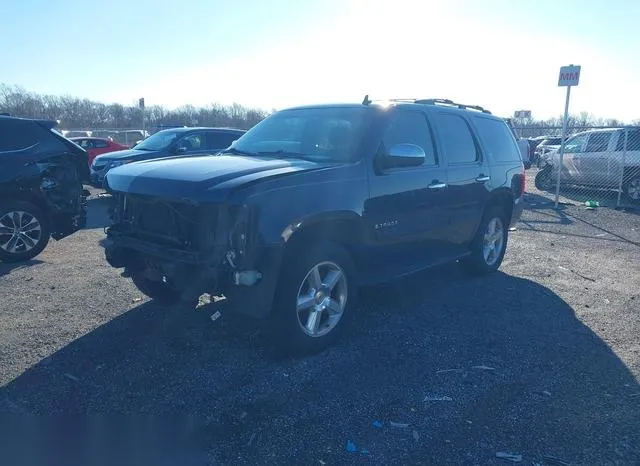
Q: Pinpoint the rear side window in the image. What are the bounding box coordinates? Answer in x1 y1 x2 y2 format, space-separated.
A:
616 129 640 151
436 114 479 164
93 139 109 148
381 111 437 166
207 132 240 150
471 116 520 163
584 132 612 152
0 119 40 152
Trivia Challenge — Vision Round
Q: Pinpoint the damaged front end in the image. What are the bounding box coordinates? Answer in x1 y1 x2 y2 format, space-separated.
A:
103 192 279 315
36 155 87 239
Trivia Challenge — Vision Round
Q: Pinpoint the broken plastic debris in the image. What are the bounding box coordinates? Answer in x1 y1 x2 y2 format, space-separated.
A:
423 394 453 402
542 390 552 397
210 311 222 322
389 421 409 428
495 452 523 462
372 420 383 429
346 440 357 453
132 297 142 303
509 227 517 231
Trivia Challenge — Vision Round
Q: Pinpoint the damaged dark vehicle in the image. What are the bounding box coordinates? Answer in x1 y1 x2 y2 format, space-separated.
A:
103 100 524 353
0 115 88 262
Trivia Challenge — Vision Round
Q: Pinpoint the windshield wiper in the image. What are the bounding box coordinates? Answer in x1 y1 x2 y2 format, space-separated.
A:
256 150 316 161
224 147 257 156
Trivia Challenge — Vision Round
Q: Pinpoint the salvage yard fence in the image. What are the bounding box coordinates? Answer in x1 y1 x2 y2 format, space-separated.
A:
522 126 640 210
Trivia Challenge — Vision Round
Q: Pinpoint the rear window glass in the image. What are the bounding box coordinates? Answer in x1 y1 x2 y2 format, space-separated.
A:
0 119 40 152
471 116 520 162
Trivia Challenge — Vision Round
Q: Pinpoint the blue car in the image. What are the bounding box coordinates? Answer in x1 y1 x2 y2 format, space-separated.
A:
90 126 245 187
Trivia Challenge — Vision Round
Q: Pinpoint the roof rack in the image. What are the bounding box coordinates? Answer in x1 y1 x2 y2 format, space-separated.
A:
361 96 491 114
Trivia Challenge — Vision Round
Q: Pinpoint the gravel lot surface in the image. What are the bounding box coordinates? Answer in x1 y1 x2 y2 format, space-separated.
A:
1 171 639 465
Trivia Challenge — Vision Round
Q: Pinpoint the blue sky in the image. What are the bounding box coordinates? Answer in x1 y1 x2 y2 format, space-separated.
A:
2 0 639 120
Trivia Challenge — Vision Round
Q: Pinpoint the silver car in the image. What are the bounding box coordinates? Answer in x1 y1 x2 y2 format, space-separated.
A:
535 128 640 202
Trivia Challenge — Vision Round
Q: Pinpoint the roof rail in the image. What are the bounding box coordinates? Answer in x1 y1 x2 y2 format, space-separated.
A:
414 99 492 114
360 96 491 114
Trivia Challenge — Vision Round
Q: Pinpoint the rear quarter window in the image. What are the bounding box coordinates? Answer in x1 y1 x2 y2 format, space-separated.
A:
0 119 40 152
472 116 521 163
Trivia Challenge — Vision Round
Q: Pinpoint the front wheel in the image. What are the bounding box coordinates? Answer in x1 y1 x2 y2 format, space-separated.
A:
534 166 554 191
462 206 508 275
271 241 357 355
0 201 51 263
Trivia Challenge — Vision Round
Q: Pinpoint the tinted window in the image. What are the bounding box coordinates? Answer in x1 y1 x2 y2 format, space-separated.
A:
93 139 109 148
472 116 520 162
207 132 240 150
0 119 40 152
437 114 478 164
381 111 437 165
584 132 612 152
616 129 640 151
177 132 204 151
233 107 373 162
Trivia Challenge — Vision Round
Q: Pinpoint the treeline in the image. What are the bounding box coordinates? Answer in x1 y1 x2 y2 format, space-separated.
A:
511 112 639 138
2 83 638 136
0 84 268 131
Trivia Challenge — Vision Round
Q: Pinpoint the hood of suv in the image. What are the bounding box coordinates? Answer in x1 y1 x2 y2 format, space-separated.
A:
105 154 331 200
93 148 159 165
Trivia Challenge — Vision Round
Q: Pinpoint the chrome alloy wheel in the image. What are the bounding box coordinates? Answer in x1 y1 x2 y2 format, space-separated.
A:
0 211 43 254
296 261 348 337
482 217 505 266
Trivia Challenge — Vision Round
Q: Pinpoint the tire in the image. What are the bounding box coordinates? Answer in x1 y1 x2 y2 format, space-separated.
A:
131 274 183 305
0 201 51 263
534 166 553 191
462 206 508 276
271 241 357 355
623 172 640 204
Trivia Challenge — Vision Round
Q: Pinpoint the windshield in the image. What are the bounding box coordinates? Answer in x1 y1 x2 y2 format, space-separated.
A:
133 130 181 151
230 107 373 162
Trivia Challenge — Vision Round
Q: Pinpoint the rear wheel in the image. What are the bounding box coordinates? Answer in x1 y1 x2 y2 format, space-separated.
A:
623 172 640 204
0 201 51 263
271 241 357 355
462 206 508 275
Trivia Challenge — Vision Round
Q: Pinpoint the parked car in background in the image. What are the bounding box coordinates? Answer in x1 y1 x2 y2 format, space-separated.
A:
102 98 525 353
0 116 88 262
90 127 245 187
535 136 564 166
535 128 640 202
70 137 129 166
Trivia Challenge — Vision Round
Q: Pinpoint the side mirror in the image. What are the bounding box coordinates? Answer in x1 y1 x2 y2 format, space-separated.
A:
385 143 425 168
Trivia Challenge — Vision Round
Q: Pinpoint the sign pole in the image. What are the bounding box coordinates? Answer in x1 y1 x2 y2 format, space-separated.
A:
554 85 571 208
554 64 581 208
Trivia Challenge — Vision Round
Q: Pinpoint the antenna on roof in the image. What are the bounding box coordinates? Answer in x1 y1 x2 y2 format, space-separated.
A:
362 94 371 105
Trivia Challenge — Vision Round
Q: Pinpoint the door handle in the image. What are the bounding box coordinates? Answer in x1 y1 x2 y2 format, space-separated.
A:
428 182 447 189
475 175 491 182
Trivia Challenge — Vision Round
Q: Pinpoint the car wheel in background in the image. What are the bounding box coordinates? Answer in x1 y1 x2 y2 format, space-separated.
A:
0 201 51 263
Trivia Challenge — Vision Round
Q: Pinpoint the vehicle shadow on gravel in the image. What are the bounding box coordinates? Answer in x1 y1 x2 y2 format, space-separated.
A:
0 259 44 277
2 265 639 464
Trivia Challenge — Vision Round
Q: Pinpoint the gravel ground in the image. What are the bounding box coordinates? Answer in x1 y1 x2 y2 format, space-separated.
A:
1 173 639 465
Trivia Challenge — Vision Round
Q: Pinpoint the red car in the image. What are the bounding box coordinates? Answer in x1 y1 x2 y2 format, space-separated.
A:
69 137 129 165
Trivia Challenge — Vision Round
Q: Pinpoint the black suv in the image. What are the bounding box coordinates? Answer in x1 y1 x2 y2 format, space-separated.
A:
102 98 525 353
90 127 245 188
0 116 88 262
